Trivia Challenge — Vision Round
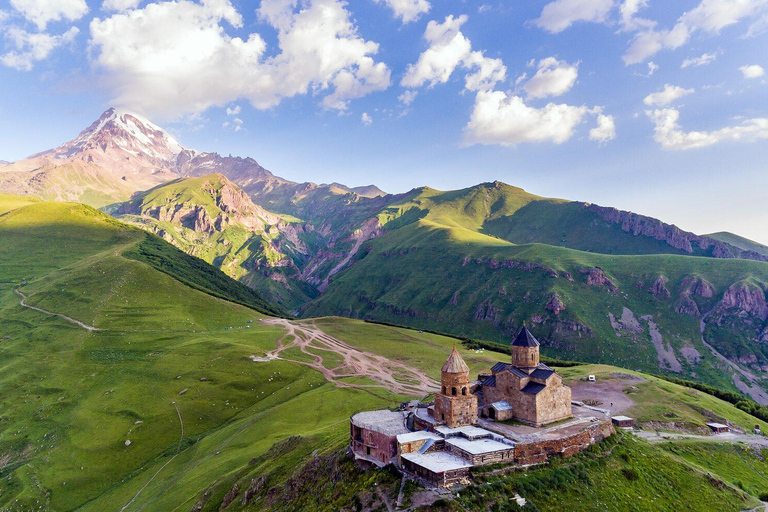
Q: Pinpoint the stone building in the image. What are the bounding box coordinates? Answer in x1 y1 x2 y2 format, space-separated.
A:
481 327 572 426
433 347 478 427
349 410 409 466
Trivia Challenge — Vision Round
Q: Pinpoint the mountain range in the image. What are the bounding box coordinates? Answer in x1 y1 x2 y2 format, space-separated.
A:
3 108 768 402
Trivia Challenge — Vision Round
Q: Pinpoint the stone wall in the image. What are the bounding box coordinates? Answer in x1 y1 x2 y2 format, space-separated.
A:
446 443 514 466
434 394 478 428
513 420 615 466
532 375 572 425
350 423 399 466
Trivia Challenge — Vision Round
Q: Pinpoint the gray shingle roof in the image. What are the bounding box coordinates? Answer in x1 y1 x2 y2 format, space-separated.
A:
511 326 540 347
441 347 470 374
530 368 555 380
521 382 546 395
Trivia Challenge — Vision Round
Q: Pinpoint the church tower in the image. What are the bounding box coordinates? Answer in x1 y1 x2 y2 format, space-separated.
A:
434 347 478 427
511 326 540 368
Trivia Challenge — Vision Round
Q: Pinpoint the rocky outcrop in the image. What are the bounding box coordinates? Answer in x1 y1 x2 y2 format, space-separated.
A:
583 267 618 293
474 300 501 323
546 293 566 315
680 276 715 298
586 203 768 262
718 284 768 321
674 295 701 317
649 276 671 298
467 257 558 277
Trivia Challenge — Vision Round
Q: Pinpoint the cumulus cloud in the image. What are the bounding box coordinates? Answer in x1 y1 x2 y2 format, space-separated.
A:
624 0 768 64
226 105 241 116
361 112 372 125
9 0 88 30
1 26 78 71
647 108 768 149
681 51 719 68
375 0 430 23
589 113 616 142
533 0 614 33
522 57 579 99
740 64 765 78
463 90 589 146
401 15 506 92
102 0 142 11
643 84 694 106
89 0 391 119
398 90 418 105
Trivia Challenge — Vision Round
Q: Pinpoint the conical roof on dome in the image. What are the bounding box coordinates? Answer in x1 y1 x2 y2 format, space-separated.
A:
511 326 540 347
441 347 470 374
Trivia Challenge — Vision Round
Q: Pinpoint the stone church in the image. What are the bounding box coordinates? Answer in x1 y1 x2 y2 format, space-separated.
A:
431 327 572 428
481 327 572 426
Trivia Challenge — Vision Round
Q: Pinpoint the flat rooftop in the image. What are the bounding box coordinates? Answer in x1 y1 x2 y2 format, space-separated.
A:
706 422 729 429
397 431 442 444
401 451 473 473
351 410 409 436
446 437 514 455
435 425 493 438
612 416 633 421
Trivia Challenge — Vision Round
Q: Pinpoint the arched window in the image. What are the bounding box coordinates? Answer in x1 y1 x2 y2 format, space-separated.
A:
442 386 446 394
462 387 467 396
452 387 457 396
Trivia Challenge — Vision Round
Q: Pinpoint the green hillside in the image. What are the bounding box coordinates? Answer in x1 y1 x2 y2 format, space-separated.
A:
3 196 768 510
307 216 768 399
708 231 768 258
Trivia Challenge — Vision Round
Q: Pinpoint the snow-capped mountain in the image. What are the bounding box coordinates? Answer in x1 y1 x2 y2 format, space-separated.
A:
0 108 384 207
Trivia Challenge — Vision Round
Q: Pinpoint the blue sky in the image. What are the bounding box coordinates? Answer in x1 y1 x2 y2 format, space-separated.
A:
1 0 767 243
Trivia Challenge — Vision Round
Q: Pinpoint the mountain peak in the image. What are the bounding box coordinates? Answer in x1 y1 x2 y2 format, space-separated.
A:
56 107 184 161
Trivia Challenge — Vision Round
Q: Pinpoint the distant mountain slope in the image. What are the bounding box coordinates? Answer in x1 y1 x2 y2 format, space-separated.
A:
708 232 768 259
307 196 768 402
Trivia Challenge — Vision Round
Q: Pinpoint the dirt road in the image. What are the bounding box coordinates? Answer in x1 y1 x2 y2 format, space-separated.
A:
257 318 439 397
14 288 101 332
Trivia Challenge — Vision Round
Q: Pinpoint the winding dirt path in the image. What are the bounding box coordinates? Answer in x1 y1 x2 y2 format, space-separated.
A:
14 288 101 332
256 318 438 397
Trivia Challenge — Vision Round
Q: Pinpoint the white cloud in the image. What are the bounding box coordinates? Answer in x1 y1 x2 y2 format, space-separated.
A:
624 0 768 64
361 112 372 125
590 113 616 142
619 0 655 31
463 51 506 92
398 90 418 105
401 15 506 92
226 105 241 116
375 0 430 23
1 26 78 71
102 0 142 11
89 0 391 119
533 0 614 34
401 15 471 88
463 90 589 146
522 57 579 99
647 108 768 149
9 0 88 30
740 64 765 78
681 51 719 68
643 84 694 106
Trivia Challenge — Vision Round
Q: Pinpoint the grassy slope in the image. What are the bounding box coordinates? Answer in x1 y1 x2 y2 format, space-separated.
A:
307 217 768 394
708 231 768 258
117 175 316 312
3 196 768 511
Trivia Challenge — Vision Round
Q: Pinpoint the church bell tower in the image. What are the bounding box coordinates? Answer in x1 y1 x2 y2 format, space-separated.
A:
434 347 478 427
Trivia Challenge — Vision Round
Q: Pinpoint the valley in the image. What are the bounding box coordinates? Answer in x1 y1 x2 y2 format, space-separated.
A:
2 109 768 510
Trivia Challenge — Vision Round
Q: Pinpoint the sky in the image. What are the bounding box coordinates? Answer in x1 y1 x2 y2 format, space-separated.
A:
0 0 767 244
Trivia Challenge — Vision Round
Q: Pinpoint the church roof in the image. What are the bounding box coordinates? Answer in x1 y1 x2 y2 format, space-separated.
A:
491 362 512 373
530 368 555 380
521 382 546 395
482 375 496 387
441 347 470 374
511 326 540 347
